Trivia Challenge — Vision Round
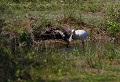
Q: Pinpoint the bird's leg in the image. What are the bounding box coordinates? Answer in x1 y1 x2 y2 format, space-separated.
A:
81 40 84 45
81 40 85 55
65 39 70 48
45 40 48 58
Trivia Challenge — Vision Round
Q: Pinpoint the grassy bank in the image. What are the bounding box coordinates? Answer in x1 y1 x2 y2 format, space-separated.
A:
0 0 120 82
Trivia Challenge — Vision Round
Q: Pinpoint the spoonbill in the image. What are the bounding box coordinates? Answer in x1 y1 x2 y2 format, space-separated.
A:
69 29 88 45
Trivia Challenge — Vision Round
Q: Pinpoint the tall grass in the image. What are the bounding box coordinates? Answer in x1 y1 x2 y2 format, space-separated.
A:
0 0 120 82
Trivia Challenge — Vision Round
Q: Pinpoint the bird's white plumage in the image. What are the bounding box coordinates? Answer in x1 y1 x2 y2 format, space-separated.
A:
75 30 86 37
69 29 88 41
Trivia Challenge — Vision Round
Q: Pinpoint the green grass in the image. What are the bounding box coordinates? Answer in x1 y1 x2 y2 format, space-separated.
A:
0 0 120 82
10 40 119 82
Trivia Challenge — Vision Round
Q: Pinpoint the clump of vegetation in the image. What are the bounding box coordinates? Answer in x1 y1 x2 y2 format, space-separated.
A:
62 14 81 25
0 19 5 34
107 4 120 22
106 20 120 38
19 29 32 45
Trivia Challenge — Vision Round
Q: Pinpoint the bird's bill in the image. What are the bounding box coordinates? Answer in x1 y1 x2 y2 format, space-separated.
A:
69 34 73 41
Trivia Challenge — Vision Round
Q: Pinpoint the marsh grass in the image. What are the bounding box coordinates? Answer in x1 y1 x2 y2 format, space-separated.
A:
1 27 120 82
20 39 119 82
0 0 120 82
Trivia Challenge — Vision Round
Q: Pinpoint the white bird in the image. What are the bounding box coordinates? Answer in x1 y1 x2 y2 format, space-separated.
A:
69 29 88 45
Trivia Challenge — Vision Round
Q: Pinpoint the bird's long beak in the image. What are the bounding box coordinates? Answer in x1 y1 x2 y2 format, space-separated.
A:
69 34 73 41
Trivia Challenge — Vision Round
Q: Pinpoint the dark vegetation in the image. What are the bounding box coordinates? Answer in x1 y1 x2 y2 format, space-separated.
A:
0 0 120 82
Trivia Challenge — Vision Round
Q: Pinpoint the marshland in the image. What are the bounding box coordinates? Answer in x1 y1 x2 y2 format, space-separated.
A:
0 0 120 82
